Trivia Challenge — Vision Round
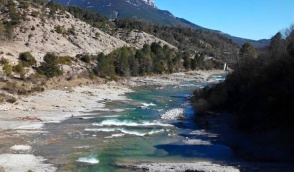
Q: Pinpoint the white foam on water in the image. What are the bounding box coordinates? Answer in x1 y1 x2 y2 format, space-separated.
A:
86 128 165 137
147 129 165 135
86 128 117 132
140 102 156 109
93 119 173 127
142 102 156 107
76 156 99 164
119 129 146 136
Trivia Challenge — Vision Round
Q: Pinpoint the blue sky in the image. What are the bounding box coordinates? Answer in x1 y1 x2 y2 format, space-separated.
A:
155 0 294 40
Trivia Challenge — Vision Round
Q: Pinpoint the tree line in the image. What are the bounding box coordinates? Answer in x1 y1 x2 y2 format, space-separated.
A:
193 26 294 133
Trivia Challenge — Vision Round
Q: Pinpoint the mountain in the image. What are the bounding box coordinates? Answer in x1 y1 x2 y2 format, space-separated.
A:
223 35 270 48
0 0 173 64
53 0 206 30
53 0 269 48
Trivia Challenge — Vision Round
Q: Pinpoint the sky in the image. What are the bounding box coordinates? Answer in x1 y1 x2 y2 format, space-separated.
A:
155 0 294 40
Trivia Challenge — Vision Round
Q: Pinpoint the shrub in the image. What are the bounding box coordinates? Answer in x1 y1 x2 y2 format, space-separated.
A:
31 85 45 92
43 53 57 64
31 11 39 17
0 57 9 65
19 52 36 67
95 32 100 38
38 53 63 78
38 63 63 78
77 54 91 63
2 63 12 76
56 56 72 65
54 25 65 34
13 63 25 74
89 71 96 79
6 96 17 103
2 82 17 94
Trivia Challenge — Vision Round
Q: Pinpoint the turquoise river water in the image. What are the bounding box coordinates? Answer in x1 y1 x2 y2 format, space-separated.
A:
33 74 294 171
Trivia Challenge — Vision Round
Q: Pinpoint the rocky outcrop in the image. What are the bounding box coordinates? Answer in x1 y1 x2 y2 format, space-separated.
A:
113 29 177 49
142 0 155 8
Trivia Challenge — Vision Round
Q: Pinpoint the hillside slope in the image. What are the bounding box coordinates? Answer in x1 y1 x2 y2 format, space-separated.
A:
54 0 269 48
0 1 174 65
54 0 205 29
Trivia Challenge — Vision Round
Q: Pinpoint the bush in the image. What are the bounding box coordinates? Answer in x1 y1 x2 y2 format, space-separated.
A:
2 63 12 76
31 11 39 17
0 57 9 65
43 53 57 64
6 96 17 103
56 56 72 65
89 71 96 79
2 82 17 94
31 85 45 92
19 52 36 67
37 53 63 78
54 25 65 34
38 62 63 78
77 54 91 63
13 63 25 74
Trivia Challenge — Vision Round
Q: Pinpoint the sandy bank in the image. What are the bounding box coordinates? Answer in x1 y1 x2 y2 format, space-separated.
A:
0 82 132 131
123 70 227 86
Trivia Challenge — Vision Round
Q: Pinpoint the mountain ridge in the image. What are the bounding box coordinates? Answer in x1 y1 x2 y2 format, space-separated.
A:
53 0 270 48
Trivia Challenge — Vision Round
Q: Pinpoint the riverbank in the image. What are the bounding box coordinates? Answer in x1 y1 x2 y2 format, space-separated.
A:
0 70 226 172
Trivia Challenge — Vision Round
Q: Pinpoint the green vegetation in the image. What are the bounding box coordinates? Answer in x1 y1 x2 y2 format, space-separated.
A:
114 19 238 56
54 25 65 34
0 0 46 40
37 53 63 78
77 54 91 64
240 42 258 59
13 63 25 74
56 56 72 65
193 27 294 133
2 81 44 96
19 52 37 67
43 1 238 63
93 42 209 79
2 63 12 76
0 0 235 82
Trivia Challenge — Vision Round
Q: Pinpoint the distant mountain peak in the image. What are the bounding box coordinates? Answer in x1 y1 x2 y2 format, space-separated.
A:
141 0 155 8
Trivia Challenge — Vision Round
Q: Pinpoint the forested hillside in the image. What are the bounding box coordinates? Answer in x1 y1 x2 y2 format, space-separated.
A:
43 2 241 60
1 0 226 86
193 26 294 161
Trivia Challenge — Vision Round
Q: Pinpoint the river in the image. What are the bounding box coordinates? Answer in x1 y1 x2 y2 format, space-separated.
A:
32 74 293 171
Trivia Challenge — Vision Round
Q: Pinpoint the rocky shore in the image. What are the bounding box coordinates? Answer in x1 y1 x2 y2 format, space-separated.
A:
130 162 240 172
